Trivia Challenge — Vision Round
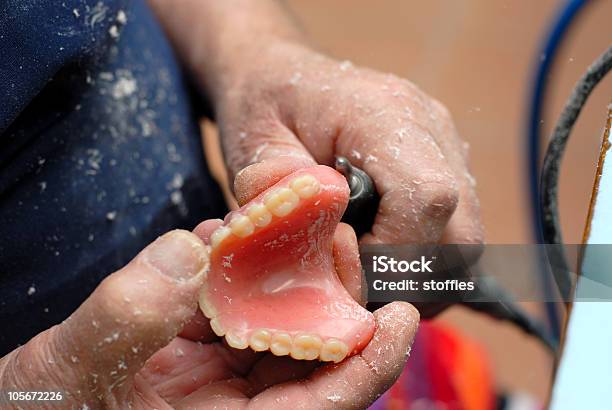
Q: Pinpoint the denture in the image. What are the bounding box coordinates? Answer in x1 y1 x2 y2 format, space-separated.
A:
199 165 375 363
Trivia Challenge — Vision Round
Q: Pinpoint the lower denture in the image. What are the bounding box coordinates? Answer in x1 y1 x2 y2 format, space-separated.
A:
199 165 375 363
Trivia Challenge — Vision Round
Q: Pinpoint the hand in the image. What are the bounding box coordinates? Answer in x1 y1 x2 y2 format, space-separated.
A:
0 228 419 409
149 0 483 319
216 42 484 249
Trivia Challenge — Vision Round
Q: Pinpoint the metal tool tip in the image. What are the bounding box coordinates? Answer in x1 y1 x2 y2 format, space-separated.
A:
335 156 352 178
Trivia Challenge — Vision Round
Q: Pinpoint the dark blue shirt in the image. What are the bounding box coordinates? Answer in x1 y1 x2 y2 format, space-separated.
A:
0 0 227 354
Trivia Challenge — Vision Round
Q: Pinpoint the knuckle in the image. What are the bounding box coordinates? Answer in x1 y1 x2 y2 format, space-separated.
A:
93 273 154 326
95 273 129 310
464 225 485 245
413 177 459 221
452 223 486 247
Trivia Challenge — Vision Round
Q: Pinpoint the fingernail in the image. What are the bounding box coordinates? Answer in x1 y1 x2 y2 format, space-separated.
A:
144 230 209 281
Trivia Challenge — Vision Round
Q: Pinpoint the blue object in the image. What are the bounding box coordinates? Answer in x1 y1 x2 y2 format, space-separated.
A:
525 0 590 341
0 0 226 354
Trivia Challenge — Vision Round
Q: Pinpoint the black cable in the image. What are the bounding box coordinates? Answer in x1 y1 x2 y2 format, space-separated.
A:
540 46 612 300
463 275 558 352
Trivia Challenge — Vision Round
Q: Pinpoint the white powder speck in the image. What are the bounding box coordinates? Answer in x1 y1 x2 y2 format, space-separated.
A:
99 72 114 81
250 142 269 163
112 77 137 99
289 72 302 85
222 253 234 269
389 146 400 159
365 154 378 163
170 190 183 205
88 2 108 28
339 60 353 71
109 25 119 38
27 286 36 296
170 173 184 189
395 128 408 141
116 10 127 24
327 393 342 402
106 211 117 221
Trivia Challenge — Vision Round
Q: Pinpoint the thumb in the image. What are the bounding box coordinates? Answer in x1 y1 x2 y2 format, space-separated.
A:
25 230 209 397
220 117 316 206
233 156 316 206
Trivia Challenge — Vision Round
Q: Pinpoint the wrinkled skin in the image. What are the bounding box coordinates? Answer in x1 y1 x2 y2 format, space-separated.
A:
217 43 484 316
220 42 484 250
0 227 419 409
150 1 484 252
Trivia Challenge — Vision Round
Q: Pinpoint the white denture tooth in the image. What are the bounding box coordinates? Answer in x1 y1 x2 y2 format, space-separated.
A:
209 318 225 337
247 204 272 227
270 332 292 356
225 331 249 350
291 334 323 361
290 175 320 198
264 188 299 217
249 329 272 352
228 214 254 237
210 226 231 249
320 339 349 363
198 294 216 319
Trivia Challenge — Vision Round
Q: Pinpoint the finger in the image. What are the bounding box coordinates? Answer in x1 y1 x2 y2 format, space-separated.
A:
51 230 209 392
337 114 459 245
179 219 224 342
139 338 234 405
333 223 366 306
221 116 316 205
178 310 217 343
193 219 223 245
440 175 484 264
250 302 419 409
233 156 315 206
428 105 485 248
247 354 319 395
175 378 250 409
223 119 315 182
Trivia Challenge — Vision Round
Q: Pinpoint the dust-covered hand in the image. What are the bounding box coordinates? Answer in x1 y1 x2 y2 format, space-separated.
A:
0 228 418 409
219 42 484 249
149 0 484 248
